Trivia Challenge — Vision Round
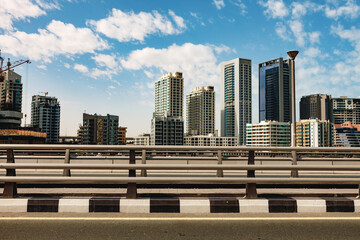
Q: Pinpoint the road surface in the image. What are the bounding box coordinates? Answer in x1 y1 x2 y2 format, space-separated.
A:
0 213 360 239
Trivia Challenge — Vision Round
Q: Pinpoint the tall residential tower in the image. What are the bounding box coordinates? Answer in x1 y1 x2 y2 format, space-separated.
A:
186 86 215 136
151 72 184 145
220 58 252 145
31 95 60 143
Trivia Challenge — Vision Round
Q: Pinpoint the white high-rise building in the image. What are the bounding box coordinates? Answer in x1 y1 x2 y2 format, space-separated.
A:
151 72 184 145
186 86 215 136
155 72 183 117
220 58 252 145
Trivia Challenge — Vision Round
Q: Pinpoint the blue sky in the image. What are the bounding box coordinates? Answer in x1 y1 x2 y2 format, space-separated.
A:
1 0 360 137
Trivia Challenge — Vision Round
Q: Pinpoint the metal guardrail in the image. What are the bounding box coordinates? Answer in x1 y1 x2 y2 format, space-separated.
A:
1 144 360 199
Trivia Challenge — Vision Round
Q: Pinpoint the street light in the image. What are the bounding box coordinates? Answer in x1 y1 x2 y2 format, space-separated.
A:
287 50 299 178
287 50 299 147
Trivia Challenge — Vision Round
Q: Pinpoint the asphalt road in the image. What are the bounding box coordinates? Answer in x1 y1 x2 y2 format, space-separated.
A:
1 213 360 240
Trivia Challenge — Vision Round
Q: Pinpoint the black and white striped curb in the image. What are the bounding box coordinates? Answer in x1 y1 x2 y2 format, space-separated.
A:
0 198 359 213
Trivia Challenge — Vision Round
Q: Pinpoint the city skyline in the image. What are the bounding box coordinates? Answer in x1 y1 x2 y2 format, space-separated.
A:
1 0 360 137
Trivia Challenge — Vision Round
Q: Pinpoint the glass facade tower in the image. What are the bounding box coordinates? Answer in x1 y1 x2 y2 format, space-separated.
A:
220 58 252 145
259 58 292 123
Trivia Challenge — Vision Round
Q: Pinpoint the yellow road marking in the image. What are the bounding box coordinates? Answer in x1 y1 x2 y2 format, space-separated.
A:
0 217 360 221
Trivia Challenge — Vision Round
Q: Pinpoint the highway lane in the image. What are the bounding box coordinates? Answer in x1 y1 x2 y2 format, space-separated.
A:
1 213 360 239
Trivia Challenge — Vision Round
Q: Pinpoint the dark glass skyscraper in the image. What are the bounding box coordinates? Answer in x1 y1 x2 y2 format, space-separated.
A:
259 58 292 122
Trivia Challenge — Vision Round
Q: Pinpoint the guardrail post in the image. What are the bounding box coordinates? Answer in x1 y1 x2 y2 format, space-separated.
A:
127 149 137 199
141 149 147 177
217 150 223 177
63 149 71 177
3 149 17 198
291 150 299 177
245 150 257 199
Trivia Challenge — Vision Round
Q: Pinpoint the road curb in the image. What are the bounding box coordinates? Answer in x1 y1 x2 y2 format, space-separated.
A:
0 198 358 213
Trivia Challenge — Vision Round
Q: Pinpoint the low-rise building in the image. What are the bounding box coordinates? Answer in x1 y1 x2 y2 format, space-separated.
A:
296 119 334 147
118 126 127 145
246 121 290 147
184 134 237 146
134 133 150 145
334 121 360 147
78 113 119 145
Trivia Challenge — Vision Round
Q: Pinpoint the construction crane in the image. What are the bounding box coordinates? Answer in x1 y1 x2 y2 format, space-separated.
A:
0 58 31 74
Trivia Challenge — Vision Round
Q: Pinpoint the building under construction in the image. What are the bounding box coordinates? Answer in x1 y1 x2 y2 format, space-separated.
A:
0 52 46 143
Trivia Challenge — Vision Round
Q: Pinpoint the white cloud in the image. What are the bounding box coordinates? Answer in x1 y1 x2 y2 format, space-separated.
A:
74 64 89 73
295 24 360 100
213 0 225 10
275 22 290 41
325 0 360 19
0 0 45 30
144 70 155 79
309 31 321 44
332 24 360 45
91 53 119 69
74 53 122 80
0 20 109 62
35 0 60 10
232 0 247 15
168 10 186 29
190 12 205 26
211 44 233 54
259 0 289 19
303 47 321 58
64 63 71 69
107 85 116 90
289 20 306 46
291 2 307 19
87 9 186 43
121 43 229 91
0 0 61 30
37 64 47 70
285 20 320 47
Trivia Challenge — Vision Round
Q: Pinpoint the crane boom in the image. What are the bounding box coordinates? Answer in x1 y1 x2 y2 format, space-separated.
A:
0 58 31 74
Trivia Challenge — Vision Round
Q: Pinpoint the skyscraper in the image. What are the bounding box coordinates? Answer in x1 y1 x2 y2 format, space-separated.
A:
220 58 252 145
79 113 119 145
332 96 360 124
186 86 215 136
151 72 184 145
259 57 292 123
300 94 333 121
31 95 60 143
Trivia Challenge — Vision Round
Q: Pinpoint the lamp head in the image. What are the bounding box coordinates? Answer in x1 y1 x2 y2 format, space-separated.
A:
287 50 299 60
